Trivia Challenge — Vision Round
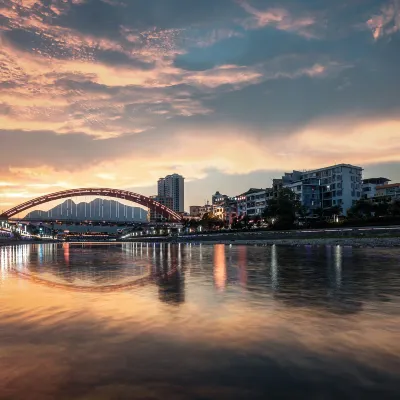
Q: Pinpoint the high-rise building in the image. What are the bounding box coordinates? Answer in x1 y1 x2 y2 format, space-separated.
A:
157 174 185 213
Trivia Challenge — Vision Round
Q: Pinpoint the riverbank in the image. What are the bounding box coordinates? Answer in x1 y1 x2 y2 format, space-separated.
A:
124 228 400 248
176 237 400 248
0 239 59 247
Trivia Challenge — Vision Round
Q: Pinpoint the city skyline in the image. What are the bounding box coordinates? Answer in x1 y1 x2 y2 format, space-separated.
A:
0 0 400 211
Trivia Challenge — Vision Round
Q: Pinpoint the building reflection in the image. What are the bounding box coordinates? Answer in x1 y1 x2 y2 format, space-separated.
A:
238 246 247 287
156 244 185 305
213 244 226 291
2 243 398 315
271 244 278 291
63 243 70 266
334 245 342 288
267 245 364 314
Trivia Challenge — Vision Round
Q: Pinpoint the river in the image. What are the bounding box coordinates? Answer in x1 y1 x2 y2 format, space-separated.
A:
0 243 399 399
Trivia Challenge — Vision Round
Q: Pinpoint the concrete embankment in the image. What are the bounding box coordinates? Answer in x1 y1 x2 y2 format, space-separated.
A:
123 227 400 248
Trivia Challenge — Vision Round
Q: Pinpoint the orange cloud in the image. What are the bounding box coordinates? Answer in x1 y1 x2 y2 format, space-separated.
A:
367 0 400 39
238 0 317 38
1 115 399 211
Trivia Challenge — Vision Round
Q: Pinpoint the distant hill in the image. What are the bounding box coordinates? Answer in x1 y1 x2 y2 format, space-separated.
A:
25 198 148 222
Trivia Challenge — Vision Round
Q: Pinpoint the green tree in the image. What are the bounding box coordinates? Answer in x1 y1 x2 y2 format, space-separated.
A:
389 200 400 217
241 214 252 229
347 199 374 218
373 201 390 217
324 205 343 218
263 188 300 229
201 212 223 231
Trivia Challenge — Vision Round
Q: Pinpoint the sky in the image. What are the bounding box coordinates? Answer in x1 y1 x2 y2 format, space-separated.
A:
0 0 400 212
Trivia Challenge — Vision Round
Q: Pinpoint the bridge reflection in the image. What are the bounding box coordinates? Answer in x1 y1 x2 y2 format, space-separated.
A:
0 243 185 303
1 242 397 314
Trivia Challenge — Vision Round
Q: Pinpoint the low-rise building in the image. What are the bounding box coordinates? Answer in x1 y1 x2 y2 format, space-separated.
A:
272 179 283 198
362 178 391 199
212 191 229 205
189 206 202 217
199 203 213 217
245 188 267 217
375 183 400 200
213 204 225 220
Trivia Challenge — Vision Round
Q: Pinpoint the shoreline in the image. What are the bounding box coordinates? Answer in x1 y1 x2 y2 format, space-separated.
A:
124 234 400 248
1 236 400 248
0 239 59 247
173 237 400 248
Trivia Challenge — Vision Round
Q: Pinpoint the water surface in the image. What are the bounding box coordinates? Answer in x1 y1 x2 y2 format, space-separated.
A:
1 243 399 399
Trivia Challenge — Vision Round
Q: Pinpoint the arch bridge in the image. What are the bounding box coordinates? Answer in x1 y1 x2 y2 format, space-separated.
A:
0 188 182 222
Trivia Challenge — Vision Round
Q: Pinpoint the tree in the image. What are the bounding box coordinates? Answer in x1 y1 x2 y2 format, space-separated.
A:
324 205 343 218
312 207 324 219
263 188 301 229
347 199 374 218
253 215 262 227
201 212 223 231
231 217 240 230
389 200 400 217
373 201 390 217
241 214 252 229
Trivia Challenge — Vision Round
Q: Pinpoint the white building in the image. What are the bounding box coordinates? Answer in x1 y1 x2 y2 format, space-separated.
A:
245 188 267 217
362 178 390 199
284 164 363 215
157 174 185 213
375 183 400 200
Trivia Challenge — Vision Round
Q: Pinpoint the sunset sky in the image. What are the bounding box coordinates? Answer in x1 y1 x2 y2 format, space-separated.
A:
1 0 400 211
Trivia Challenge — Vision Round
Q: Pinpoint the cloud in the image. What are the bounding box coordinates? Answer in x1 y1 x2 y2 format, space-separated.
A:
0 23 342 139
1 114 399 210
237 0 318 38
0 0 398 210
367 0 400 39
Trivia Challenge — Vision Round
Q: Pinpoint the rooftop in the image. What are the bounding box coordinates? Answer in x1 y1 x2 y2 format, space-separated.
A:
376 183 400 189
303 163 363 173
363 177 391 184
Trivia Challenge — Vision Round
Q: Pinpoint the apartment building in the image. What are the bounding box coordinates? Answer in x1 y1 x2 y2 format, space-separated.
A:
283 164 363 215
375 183 400 200
245 188 267 217
284 177 322 211
362 178 391 199
157 174 184 213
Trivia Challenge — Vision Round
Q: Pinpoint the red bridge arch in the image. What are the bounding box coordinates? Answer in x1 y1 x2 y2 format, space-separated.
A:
0 188 182 222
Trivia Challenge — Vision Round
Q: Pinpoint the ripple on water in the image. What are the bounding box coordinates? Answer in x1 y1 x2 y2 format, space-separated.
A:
0 243 399 399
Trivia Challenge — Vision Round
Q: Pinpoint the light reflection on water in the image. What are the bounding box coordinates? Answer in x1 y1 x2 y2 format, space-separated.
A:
0 243 399 400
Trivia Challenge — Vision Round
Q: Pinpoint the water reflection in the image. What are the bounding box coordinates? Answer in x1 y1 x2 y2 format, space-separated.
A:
1 243 399 313
271 244 279 290
0 243 399 399
214 244 226 291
